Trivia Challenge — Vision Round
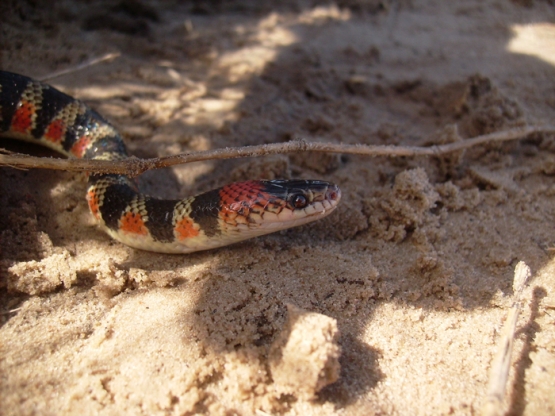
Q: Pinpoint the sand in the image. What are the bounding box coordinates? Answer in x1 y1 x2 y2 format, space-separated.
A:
1 0 555 414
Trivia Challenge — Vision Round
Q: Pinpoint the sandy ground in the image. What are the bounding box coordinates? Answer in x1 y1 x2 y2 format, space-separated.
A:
1 0 555 414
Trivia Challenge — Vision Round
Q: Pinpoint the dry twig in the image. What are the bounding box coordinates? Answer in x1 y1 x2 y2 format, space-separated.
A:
1 126 552 177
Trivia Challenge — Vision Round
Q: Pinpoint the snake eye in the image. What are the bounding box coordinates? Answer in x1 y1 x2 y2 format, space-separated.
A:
290 194 308 209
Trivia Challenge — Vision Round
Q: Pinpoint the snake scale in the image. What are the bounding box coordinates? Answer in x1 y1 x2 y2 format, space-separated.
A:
0 71 341 253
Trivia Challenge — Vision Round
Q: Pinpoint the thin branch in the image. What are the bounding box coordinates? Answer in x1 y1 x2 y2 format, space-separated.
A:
0 126 553 177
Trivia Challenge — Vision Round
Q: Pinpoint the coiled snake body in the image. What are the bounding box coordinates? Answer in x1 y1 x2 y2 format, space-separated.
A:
0 71 341 253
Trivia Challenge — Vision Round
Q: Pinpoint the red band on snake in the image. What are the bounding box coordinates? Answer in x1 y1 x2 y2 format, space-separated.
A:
0 71 341 253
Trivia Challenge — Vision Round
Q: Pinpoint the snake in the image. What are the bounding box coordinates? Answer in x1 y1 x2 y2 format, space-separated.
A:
0 71 341 253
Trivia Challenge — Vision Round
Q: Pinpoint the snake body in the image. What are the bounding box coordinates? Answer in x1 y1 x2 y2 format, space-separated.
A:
0 71 341 253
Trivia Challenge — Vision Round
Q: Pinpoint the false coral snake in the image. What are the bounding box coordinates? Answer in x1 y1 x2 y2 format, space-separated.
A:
0 71 340 253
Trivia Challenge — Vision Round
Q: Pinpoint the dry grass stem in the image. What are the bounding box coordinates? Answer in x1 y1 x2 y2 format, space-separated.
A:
481 261 531 416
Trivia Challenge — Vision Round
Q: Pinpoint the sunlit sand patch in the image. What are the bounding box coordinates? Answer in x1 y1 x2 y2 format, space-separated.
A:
508 23 555 66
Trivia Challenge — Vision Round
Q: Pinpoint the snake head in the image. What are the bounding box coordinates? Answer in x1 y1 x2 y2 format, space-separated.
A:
219 179 341 232
263 179 340 215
